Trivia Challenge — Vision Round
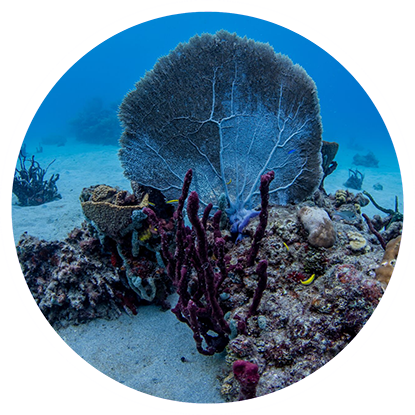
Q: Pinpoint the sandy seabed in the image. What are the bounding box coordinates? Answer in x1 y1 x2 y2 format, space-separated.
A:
11 139 404 403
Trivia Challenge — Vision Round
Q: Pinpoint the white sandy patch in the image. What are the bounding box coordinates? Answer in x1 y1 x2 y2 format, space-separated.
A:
58 295 226 403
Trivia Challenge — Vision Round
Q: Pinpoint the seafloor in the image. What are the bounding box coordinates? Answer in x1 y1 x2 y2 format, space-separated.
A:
12 139 403 403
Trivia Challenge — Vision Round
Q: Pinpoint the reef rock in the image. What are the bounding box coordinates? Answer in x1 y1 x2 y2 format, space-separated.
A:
347 231 368 252
15 224 140 328
334 189 369 208
298 206 336 248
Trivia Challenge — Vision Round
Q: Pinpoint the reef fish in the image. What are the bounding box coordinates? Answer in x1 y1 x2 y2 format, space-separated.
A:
332 210 356 221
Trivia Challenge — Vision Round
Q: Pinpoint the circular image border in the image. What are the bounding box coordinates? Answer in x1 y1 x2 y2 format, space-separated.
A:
2 9 415 405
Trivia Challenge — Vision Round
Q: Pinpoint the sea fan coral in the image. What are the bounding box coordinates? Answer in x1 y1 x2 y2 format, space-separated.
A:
119 30 323 229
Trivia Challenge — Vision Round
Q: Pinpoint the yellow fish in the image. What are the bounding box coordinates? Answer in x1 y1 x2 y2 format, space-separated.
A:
300 274 316 286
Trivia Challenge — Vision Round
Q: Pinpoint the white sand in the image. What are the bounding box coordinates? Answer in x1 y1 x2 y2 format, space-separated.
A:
58 295 226 403
11 140 403 403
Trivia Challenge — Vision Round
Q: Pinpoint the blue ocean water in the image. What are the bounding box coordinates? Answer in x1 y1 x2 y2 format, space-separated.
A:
14 11 403 236
23 12 398 157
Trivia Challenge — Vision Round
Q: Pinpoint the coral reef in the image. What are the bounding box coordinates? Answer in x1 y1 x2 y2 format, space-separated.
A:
344 168 364 190
14 28 404 403
334 189 369 208
220 200 387 401
80 184 172 303
214 184 402 401
13 151 61 206
17 172 399 402
70 97 121 145
119 30 323 233
143 169 272 355
353 151 379 168
16 223 142 328
16 171 402 401
17 140 403 402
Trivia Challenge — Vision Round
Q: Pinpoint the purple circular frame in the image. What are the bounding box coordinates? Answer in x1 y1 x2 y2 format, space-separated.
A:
1 5 415 406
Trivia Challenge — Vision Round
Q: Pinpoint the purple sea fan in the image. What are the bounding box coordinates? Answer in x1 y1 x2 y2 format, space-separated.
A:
119 30 322 229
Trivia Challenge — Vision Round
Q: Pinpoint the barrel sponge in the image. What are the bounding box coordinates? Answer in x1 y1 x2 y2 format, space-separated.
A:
80 185 148 241
298 206 336 248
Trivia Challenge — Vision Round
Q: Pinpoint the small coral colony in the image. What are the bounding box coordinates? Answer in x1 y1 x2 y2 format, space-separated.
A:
14 31 402 401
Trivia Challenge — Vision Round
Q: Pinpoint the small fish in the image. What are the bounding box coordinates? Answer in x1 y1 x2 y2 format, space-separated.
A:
283 242 289 251
166 199 179 204
288 149 296 155
332 210 356 221
148 201 155 206
300 274 316 285
226 179 232 185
